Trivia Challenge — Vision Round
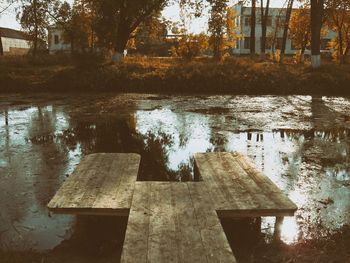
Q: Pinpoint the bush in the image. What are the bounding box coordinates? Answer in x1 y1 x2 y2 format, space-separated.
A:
72 52 105 69
174 34 209 60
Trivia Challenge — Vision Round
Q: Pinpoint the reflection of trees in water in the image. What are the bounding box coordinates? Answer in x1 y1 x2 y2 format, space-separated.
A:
60 117 179 181
51 215 128 261
28 106 68 207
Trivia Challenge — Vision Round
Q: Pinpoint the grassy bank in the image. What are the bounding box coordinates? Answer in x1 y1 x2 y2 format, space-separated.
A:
1 55 350 95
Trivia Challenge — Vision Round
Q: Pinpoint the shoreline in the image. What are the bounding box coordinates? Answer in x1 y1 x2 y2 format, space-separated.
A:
1 56 349 95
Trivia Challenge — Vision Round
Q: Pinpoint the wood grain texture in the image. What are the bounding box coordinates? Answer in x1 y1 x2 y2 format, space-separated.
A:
47 153 141 215
121 182 237 263
194 152 297 217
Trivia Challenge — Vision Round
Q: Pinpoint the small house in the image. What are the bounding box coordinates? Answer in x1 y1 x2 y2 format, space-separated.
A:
0 27 31 55
48 27 71 54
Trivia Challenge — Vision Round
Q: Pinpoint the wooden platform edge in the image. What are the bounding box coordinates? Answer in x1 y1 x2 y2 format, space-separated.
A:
47 207 130 216
47 152 141 216
193 152 298 218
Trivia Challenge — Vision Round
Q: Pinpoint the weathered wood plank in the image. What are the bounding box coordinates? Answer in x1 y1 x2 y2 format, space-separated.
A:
234 153 297 211
187 182 237 263
120 182 151 263
47 153 141 215
172 183 208 263
194 152 297 217
121 182 237 263
147 183 178 263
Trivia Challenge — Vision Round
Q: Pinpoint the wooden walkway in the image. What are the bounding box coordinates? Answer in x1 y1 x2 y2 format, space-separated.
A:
48 152 297 263
48 153 141 216
194 152 297 218
121 182 236 263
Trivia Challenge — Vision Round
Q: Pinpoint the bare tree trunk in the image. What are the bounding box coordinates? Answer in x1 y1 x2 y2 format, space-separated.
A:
260 0 270 59
311 0 324 68
250 0 256 55
0 31 3 56
33 0 38 57
280 0 294 63
300 46 306 63
338 31 344 64
344 42 350 56
112 26 129 63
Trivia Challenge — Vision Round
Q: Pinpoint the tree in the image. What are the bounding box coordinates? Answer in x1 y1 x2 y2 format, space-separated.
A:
208 0 228 59
269 6 287 61
0 31 2 56
176 33 208 59
134 15 168 55
52 0 95 53
280 0 294 63
250 0 256 55
311 0 324 68
226 7 237 49
260 0 270 59
289 6 311 63
89 0 167 62
325 0 350 63
18 0 55 56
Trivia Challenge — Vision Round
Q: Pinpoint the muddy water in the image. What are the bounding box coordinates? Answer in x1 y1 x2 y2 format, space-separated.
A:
0 94 350 255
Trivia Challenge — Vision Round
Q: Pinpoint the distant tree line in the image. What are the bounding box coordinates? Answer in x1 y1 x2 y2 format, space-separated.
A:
10 0 350 67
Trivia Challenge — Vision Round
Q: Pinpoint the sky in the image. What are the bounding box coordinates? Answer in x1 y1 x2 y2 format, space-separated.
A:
0 0 297 34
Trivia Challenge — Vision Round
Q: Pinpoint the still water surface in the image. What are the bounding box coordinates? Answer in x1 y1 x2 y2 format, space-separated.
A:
0 94 349 252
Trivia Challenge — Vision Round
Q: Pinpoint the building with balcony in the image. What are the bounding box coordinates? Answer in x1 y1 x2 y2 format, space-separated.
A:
231 2 337 55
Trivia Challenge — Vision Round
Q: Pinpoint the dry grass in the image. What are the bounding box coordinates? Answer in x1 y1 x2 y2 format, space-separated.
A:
0 55 349 95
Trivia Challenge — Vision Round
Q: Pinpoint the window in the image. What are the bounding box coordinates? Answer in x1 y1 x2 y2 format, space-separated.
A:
291 40 299 50
321 39 331 50
266 16 272 27
235 17 240 27
245 16 251 26
276 16 286 27
258 16 272 27
244 37 251 49
54 35 59 45
261 37 272 49
276 37 283 50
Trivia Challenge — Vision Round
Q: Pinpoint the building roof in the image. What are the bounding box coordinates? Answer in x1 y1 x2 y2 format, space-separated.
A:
0 27 29 40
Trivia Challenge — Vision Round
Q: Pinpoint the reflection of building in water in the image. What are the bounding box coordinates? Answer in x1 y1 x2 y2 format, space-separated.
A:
134 107 350 243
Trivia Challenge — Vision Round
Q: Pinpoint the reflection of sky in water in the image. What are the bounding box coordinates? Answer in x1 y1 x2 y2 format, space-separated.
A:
135 109 213 171
135 108 350 244
0 106 80 250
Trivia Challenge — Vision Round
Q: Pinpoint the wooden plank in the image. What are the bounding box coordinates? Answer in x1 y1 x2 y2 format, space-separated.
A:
121 182 237 263
198 153 260 211
171 183 208 263
47 154 102 209
47 153 141 215
194 152 297 217
187 182 237 263
147 183 178 263
233 152 297 212
120 182 151 263
93 153 141 209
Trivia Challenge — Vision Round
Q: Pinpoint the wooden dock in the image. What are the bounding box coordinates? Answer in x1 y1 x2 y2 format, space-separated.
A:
121 182 236 263
47 153 141 216
194 152 297 218
48 152 297 263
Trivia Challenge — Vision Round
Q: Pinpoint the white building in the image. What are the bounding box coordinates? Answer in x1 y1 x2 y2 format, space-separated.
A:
0 27 31 55
231 2 337 55
48 27 71 54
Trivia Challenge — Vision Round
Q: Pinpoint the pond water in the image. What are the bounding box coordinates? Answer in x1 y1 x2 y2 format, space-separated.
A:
0 94 349 256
